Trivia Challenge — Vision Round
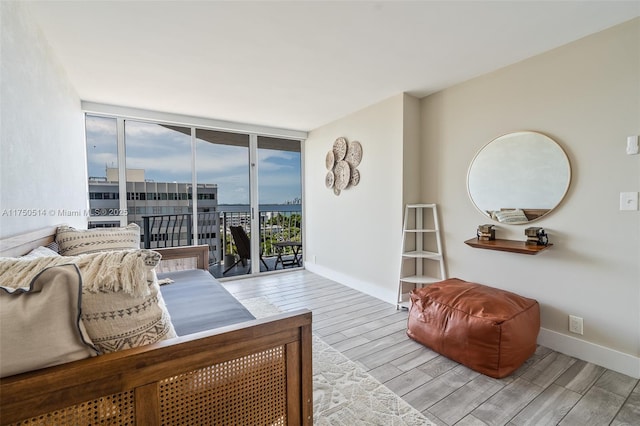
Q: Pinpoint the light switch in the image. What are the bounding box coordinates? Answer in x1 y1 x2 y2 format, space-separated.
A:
620 192 639 211
627 136 639 155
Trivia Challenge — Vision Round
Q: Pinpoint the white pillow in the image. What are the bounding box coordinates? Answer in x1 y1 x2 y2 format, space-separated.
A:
20 245 61 259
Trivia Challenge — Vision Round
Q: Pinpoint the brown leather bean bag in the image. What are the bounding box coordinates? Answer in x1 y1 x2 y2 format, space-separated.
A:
407 278 540 378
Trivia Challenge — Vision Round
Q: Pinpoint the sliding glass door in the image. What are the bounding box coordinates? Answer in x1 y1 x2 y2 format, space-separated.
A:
257 136 303 272
196 129 251 278
195 132 303 277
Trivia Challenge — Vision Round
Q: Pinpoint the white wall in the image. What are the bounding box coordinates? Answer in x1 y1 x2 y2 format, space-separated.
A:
421 18 639 377
0 1 87 238
402 94 421 206
304 94 419 302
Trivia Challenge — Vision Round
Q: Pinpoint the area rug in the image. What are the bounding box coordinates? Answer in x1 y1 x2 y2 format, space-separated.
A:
240 297 435 426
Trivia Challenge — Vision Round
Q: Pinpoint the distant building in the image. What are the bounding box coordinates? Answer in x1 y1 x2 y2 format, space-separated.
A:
88 169 220 263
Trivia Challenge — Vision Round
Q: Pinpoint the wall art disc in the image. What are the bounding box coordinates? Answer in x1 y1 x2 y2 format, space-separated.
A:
350 168 360 186
333 160 351 190
325 150 335 170
333 137 347 161
325 171 335 188
345 140 362 167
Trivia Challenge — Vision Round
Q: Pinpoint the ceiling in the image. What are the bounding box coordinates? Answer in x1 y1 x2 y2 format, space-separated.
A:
27 1 640 132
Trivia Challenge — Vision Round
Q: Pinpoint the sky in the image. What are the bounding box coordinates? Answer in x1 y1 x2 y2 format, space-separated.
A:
85 115 302 205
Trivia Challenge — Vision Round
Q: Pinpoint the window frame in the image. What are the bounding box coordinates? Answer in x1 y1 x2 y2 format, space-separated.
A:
84 105 306 276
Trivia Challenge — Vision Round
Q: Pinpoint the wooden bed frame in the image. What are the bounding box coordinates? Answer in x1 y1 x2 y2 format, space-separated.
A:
0 226 313 425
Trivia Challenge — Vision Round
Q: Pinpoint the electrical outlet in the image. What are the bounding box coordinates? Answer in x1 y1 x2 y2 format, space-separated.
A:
569 315 583 335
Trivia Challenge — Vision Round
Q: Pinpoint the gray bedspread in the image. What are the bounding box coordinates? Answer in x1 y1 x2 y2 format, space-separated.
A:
157 269 255 336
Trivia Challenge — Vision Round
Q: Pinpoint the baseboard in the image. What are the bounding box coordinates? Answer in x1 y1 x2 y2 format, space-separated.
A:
304 263 397 305
538 328 640 379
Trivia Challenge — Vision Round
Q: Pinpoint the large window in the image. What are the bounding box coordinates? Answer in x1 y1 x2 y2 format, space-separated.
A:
124 121 200 251
85 114 303 278
86 115 120 227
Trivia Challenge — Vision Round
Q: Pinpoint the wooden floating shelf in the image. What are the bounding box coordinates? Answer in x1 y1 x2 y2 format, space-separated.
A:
464 238 552 255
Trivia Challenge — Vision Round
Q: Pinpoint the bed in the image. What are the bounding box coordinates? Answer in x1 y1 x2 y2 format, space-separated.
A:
0 226 313 425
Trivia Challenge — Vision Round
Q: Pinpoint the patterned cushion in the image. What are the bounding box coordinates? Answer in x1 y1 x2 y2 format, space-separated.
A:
81 268 177 353
0 264 99 377
493 209 529 223
56 224 140 256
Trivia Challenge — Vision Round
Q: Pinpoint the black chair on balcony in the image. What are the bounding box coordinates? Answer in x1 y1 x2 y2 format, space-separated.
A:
223 226 269 275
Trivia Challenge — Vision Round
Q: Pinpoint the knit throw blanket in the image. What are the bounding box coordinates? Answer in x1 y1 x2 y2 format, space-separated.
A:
0 250 161 297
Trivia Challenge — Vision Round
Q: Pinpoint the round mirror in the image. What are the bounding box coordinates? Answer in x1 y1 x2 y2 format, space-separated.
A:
467 131 571 224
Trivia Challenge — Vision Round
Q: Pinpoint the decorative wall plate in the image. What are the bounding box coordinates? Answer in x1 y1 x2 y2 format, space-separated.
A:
333 160 350 190
325 171 335 188
325 150 335 170
324 137 364 196
350 168 360 186
345 140 362 167
333 137 347 161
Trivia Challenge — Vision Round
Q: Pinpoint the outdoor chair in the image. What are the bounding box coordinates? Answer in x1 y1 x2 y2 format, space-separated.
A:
223 225 269 274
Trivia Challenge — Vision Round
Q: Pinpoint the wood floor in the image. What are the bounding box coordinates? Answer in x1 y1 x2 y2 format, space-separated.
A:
222 270 640 426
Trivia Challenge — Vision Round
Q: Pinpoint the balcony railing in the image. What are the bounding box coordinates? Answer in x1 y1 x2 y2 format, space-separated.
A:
141 212 219 260
220 211 301 259
142 213 192 248
140 209 301 265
